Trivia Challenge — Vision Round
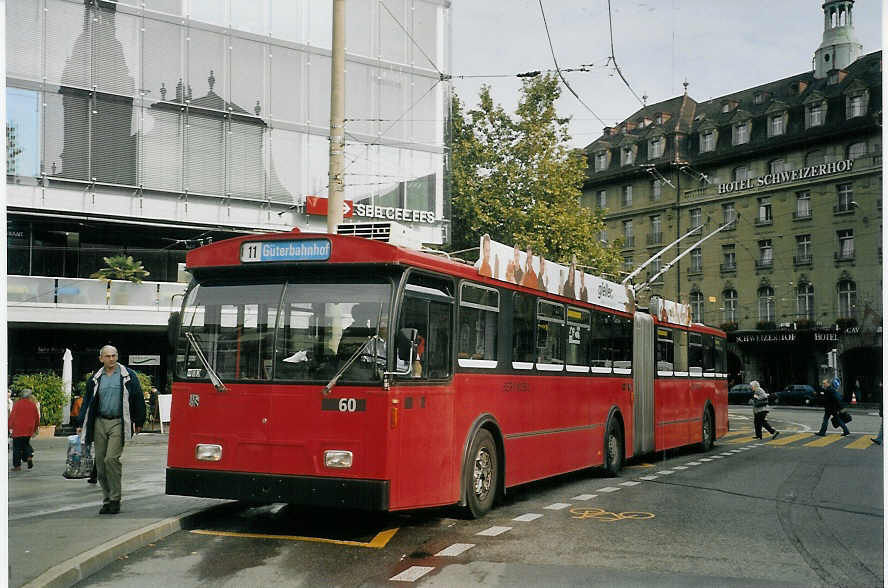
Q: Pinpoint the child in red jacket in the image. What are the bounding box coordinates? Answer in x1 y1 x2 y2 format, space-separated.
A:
9 389 40 471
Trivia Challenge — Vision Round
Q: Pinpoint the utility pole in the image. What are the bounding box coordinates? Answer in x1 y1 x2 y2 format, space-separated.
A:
327 0 346 234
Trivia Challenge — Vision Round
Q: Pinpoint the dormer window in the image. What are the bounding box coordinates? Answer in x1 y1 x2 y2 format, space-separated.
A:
806 102 826 128
594 150 608 172
655 113 663 125
721 103 731 113
768 113 785 137
732 121 751 145
621 145 636 166
700 130 716 153
753 92 765 105
846 93 868 118
648 136 665 159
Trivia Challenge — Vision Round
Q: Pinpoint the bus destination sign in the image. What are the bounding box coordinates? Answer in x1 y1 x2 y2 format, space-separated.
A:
241 239 331 263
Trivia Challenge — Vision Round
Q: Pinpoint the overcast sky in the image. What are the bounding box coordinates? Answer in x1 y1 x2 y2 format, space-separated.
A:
450 0 883 149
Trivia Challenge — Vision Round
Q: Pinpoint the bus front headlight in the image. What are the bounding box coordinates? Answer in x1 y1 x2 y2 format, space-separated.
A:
324 450 353 469
195 444 223 462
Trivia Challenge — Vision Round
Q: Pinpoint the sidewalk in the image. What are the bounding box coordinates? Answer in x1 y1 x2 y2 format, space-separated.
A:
8 433 230 588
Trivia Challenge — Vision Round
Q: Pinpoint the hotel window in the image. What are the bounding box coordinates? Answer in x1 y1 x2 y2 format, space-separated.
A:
722 244 736 270
599 228 608 243
655 113 663 125
689 207 702 228
754 93 765 105
797 283 814 320
795 191 811 218
757 197 772 223
847 142 867 160
806 102 825 128
649 136 665 159
846 94 866 119
622 185 633 207
650 179 662 201
796 234 812 263
805 150 826 166
622 220 634 247
597 189 607 208
837 229 854 258
649 215 662 243
758 286 775 322
700 130 715 153
733 165 751 181
721 103 732 113
689 248 702 273
622 255 633 273
723 289 738 322
758 240 773 266
837 280 857 318
621 145 635 166
836 183 854 212
595 150 608 171
722 202 737 225
690 291 704 322
768 114 785 137
769 159 787 174
732 121 750 145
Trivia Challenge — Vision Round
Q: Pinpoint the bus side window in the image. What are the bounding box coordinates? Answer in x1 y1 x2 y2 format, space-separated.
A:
612 314 633 374
714 336 726 375
458 283 499 367
703 334 716 375
566 307 591 372
656 327 673 376
398 274 454 380
589 310 612 373
536 301 565 369
688 333 703 376
511 292 535 369
673 329 688 374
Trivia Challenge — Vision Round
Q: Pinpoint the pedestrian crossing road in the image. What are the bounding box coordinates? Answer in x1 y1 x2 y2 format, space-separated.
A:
720 429 880 450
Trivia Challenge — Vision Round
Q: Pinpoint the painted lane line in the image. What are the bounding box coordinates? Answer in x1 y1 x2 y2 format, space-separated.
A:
513 513 543 521
671 466 688 470
685 461 702 465
719 452 733 456
656 470 675 475
435 543 475 557
638 475 659 481
710 455 725 459
699 458 713 461
476 526 512 536
619 481 641 486
571 494 598 501
544 503 572 510
597 487 621 493
728 450 742 453
391 566 435 582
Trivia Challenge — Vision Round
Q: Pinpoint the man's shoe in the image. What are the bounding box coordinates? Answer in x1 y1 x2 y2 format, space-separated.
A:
87 477 97 484
754 436 762 439
871 438 881 445
814 432 826 437
107 501 120 514
771 431 780 439
27 457 33 469
99 503 111 514
841 431 851 436
10 466 21 472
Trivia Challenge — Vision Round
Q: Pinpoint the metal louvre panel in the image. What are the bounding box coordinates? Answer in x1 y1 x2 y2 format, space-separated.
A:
632 312 655 455
142 17 182 104
227 120 265 200
185 113 225 195
230 37 266 119
91 94 139 186
188 28 227 105
45 0 90 89
267 128 303 204
142 106 183 192
6 0 42 81
269 47 305 126
43 90 90 180
93 8 140 98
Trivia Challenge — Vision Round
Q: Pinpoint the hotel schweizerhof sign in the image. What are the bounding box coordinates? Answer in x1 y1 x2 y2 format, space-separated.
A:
718 159 854 195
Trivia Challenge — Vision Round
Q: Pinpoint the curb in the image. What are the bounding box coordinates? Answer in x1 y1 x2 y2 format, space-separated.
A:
21 502 239 588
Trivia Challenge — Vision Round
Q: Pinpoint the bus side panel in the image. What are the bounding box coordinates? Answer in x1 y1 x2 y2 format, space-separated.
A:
387 384 455 511
654 378 691 451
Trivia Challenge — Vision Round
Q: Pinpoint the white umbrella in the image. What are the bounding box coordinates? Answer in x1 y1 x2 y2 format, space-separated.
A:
62 348 73 425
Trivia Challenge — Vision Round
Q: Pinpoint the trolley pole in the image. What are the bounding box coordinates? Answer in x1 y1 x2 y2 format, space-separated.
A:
327 0 346 234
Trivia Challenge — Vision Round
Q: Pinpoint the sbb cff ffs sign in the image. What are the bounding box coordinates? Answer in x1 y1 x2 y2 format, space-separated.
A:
305 196 353 217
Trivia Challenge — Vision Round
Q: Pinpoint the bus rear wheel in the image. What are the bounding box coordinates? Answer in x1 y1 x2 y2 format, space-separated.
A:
604 418 623 477
700 409 714 452
463 429 498 518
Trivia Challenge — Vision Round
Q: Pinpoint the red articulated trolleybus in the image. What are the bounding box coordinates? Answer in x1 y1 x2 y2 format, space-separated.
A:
165 225 728 517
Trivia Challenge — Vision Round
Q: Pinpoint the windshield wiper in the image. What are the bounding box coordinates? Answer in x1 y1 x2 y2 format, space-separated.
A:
185 331 229 393
322 335 384 396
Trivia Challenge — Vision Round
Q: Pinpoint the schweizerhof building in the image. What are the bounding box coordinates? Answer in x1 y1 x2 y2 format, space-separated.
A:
6 0 451 387
582 0 881 401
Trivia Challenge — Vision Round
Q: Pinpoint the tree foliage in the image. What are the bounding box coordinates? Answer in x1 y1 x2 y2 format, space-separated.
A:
11 372 65 426
449 74 621 275
90 255 150 283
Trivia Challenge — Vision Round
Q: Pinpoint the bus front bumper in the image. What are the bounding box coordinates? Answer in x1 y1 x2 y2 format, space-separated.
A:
166 467 389 510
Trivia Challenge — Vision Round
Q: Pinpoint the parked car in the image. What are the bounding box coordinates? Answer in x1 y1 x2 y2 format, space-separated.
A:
775 384 817 406
729 384 754 405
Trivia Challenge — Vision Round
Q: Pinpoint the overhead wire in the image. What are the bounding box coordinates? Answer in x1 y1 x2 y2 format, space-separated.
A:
606 0 646 108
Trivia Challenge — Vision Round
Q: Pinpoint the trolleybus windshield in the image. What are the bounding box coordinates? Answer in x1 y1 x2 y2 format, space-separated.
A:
176 278 392 384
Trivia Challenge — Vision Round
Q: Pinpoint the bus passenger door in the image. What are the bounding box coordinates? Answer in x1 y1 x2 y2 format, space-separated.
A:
632 312 654 455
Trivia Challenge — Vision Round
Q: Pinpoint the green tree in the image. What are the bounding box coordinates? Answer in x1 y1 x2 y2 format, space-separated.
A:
90 255 150 283
449 74 621 275
11 372 65 426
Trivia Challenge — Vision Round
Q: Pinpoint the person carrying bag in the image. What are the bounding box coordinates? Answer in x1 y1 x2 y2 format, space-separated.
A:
751 381 780 440
816 375 850 437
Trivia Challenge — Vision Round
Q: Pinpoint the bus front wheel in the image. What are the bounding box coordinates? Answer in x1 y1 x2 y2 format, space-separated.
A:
463 429 498 518
604 418 624 477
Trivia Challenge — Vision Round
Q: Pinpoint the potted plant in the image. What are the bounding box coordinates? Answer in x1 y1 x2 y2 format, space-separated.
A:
719 321 738 332
756 320 776 331
795 318 814 330
836 317 858 330
90 255 150 304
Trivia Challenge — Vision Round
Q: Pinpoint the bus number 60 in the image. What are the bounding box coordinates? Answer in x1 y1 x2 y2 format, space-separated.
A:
338 398 358 412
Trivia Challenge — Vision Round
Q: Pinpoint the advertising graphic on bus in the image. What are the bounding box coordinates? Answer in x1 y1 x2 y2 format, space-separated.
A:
166 227 728 517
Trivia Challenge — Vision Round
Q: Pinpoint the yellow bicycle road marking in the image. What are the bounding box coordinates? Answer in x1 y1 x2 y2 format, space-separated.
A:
804 434 845 447
767 432 813 446
570 507 655 522
845 435 876 450
190 527 399 549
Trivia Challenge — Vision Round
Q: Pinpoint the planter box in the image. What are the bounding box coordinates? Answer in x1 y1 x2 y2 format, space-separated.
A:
35 425 56 439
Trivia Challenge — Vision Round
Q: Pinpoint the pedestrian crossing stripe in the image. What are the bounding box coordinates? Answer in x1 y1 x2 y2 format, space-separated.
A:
720 430 754 439
767 432 813 445
804 434 844 447
722 435 759 444
845 435 875 450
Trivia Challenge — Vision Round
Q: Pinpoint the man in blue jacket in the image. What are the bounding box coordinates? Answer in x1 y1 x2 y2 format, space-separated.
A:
815 375 850 437
78 345 145 514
